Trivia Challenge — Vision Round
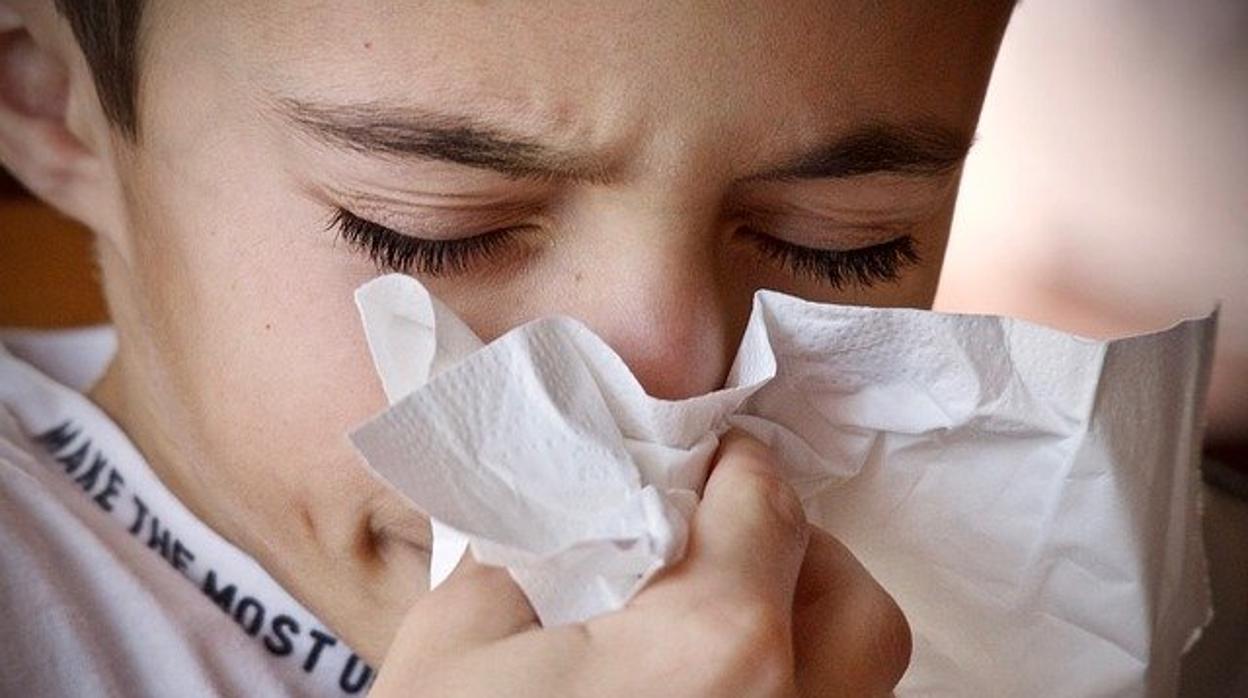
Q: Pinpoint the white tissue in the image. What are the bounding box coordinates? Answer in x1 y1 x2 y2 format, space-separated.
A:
349 273 1215 697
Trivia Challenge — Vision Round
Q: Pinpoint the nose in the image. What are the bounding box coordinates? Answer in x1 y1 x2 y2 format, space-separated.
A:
547 205 745 401
581 257 733 400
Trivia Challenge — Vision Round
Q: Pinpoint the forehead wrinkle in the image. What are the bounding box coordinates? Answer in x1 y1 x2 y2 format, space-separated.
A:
330 185 549 213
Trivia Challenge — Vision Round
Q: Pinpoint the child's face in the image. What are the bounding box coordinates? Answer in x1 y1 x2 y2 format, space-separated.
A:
81 0 1011 656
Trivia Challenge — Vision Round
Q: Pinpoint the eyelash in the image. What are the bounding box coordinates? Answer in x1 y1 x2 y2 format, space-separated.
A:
741 227 921 290
330 208 920 289
329 208 518 276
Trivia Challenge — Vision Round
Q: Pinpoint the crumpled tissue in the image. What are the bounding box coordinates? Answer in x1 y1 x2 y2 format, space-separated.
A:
349 273 1216 697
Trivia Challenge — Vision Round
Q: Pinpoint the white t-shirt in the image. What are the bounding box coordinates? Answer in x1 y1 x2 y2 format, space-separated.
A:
0 328 376 697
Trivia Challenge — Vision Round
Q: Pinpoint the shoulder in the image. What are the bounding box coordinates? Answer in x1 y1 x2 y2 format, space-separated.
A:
0 325 116 393
0 414 306 698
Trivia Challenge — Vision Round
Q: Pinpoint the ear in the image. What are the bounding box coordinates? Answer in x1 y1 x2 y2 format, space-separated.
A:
0 1 126 242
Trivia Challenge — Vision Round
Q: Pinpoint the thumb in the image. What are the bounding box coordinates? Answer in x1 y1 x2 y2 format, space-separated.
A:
661 430 810 614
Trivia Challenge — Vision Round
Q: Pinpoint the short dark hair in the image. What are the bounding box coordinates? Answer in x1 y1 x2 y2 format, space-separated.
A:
54 0 145 139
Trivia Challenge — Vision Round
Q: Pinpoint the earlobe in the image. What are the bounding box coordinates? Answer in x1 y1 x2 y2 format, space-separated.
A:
0 5 122 240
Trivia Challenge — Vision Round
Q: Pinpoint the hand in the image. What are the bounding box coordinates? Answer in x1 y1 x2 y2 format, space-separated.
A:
369 432 911 697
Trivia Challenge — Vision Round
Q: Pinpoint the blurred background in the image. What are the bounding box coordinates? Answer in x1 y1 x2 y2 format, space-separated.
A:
937 2 1247 695
1 0 1244 695
939 0 1247 450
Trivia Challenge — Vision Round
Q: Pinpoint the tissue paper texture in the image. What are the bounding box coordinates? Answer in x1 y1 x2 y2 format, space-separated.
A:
350 274 1215 697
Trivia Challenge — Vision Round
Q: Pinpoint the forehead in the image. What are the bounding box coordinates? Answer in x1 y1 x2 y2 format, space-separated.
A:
140 1 1008 158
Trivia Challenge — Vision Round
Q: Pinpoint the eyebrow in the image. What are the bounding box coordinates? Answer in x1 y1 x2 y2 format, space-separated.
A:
748 123 973 182
276 97 971 184
277 97 611 182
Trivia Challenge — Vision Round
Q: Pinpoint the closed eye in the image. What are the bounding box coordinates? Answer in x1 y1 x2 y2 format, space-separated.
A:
328 208 521 276
330 207 919 289
740 226 921 289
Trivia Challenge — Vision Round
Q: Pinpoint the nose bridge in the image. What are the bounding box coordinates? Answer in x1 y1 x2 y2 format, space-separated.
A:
554 200 741 401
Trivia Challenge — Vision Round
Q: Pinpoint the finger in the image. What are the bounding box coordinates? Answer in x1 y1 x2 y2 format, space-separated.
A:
792 528 912 697
385 551 539 665
664 430 811 614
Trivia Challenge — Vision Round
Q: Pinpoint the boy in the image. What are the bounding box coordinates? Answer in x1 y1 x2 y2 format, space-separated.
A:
0 2 1013 695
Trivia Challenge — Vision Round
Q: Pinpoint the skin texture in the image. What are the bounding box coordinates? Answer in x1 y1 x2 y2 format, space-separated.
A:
372 433 913 697
0 0 1012 690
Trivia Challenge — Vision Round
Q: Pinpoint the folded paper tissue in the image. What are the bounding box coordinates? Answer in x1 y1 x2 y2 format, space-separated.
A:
349 273 1216 697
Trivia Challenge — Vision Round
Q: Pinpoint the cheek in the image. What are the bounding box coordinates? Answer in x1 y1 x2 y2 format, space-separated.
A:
122 151 389 502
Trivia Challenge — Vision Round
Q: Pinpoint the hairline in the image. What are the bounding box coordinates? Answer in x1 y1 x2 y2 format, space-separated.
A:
55 0 146 140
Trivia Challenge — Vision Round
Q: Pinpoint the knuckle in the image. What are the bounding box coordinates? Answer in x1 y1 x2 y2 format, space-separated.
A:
766 476 809 535
720 465 808 541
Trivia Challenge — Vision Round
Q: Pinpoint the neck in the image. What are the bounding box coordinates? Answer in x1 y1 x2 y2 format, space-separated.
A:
87 352 430 664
